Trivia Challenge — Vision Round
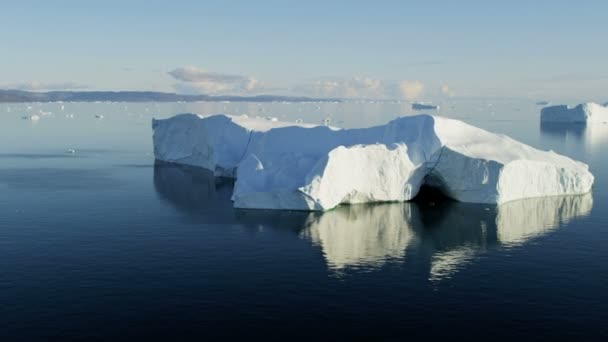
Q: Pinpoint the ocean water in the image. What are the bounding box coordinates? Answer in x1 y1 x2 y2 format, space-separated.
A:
0 100 607 339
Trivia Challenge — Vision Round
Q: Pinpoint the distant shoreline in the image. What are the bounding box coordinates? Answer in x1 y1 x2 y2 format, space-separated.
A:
0 89 342 103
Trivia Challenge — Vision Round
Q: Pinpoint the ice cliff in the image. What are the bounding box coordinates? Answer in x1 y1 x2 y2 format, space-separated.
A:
153 113 594 211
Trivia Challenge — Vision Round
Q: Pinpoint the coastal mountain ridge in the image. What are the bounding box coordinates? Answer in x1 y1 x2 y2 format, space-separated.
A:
0 89 340 103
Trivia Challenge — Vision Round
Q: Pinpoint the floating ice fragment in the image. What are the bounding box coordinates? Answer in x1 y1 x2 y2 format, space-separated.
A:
412 103 439 110
22 114 40 121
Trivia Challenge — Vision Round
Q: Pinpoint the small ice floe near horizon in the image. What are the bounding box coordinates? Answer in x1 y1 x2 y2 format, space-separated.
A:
412 103 439 110
22 114 40 121
541 102 608 123
536 101 550 106
152 113 593 211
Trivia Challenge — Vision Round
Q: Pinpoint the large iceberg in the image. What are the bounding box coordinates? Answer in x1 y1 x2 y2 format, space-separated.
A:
540 102 608 123
153 113 594 211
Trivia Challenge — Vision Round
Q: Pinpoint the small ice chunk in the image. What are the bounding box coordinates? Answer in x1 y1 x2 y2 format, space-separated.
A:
412 103 439 110
22 115 40 121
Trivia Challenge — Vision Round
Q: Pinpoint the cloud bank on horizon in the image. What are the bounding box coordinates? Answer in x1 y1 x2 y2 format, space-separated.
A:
167 66 445 100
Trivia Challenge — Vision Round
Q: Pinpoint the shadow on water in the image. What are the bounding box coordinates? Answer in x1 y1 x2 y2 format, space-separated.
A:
153 163 593 281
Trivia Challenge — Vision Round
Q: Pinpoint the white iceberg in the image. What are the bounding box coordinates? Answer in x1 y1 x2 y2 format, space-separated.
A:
540 102 608 123
152 113 594 211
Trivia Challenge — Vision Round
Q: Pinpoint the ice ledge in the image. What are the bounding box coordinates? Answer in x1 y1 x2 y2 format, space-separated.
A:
153 113 594 211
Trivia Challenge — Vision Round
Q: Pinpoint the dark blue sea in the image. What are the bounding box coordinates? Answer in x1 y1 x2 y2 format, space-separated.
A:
1 100 607 339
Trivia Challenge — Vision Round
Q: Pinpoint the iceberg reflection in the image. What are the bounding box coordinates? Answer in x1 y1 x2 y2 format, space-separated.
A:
540 121 608 152
153 163 593 280
495 195 592 247
300 194 592 278
300 204 415 270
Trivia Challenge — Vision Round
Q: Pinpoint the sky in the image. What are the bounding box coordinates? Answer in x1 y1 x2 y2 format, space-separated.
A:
1 0 607 100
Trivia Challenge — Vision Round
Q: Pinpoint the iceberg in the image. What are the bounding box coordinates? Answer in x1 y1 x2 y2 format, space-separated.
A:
152 113 594 211
412 103 439 110
540 102 608 123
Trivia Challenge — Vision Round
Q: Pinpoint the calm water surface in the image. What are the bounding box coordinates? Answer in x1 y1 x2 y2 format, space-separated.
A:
0 100 607 339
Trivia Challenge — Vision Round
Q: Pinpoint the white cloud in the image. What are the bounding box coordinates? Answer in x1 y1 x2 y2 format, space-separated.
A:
295 78 380 99
440 84 455 97
168 66 261 95
168 67 430 99
294 77 426 100
399 80 424 101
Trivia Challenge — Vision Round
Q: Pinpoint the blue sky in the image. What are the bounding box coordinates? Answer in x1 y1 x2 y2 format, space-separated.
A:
2 0 607 100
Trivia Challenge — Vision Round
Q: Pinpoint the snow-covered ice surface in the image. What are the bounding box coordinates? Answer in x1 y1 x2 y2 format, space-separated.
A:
153 113 594 211
540 103 608 123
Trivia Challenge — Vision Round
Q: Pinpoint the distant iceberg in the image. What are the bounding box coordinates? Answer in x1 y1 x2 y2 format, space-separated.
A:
536 101 550 106
22 114 40 121
412 103 439 110
153 114 594 211
540 103 608 123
